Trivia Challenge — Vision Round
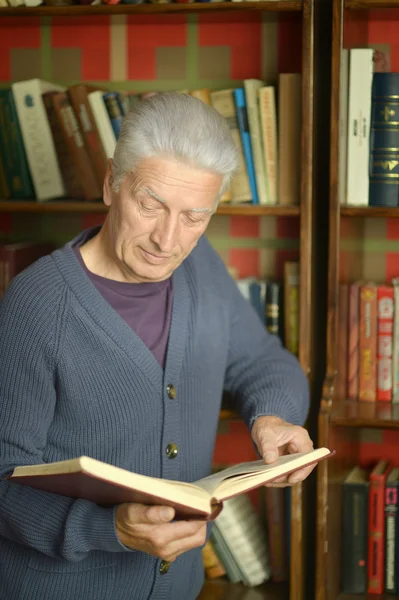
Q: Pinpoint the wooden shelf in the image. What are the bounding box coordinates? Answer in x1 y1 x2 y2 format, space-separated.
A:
0 200 300 217
330 400 399 429
340 206 399 218
345 0 399 8
338 594 397 600
0 1 302 16
198 580 289 600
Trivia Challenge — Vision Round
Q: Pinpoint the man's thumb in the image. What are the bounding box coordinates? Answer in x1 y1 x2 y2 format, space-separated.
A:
145 505 175 523
261 441 279 464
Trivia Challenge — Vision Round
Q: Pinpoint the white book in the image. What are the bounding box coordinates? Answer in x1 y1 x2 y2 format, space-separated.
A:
244 79 270 205
346 48 374 206
339 49 349 205
88 90 116 159
11 79 66 201
214 494 271 587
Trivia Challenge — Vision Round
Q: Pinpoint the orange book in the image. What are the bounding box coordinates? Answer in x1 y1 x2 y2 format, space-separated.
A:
359 283 378 402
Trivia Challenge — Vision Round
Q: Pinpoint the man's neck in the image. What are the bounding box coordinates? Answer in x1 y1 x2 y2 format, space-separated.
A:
79 222 132 283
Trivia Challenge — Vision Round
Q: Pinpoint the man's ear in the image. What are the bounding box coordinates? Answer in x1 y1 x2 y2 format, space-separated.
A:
103 158 114 208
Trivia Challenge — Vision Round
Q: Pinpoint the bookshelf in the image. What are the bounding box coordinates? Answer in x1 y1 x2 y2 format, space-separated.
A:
0 1 302 14
315 1 399 599
0 1 315 598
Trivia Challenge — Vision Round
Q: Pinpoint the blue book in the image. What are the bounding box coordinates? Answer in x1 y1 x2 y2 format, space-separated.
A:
369 73 399 207
233 88 259 204
103 92 124 140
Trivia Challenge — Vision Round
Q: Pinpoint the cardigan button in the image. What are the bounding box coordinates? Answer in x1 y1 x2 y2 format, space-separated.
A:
166 443 178 459
159 560 170 574
166 384 176 399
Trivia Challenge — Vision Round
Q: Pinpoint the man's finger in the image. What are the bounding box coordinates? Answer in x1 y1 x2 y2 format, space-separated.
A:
259 439 279 463
287 464 316 484
126 503 175 525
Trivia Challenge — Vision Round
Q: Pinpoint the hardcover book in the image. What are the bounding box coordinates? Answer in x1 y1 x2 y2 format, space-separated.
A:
7 447 332 521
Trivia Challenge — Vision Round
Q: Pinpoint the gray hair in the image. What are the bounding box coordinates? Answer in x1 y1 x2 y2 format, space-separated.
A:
111 92 239 201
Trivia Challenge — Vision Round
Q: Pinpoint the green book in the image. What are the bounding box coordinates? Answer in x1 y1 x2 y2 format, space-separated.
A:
0 88 34 199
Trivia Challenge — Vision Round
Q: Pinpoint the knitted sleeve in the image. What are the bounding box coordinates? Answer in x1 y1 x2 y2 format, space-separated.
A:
0 261 128 561
203 242 310 429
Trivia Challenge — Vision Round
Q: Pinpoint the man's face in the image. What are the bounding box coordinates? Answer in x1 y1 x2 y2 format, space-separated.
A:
103 156 223 283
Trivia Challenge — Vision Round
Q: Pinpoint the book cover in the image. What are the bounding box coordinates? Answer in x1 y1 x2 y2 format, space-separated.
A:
7 448 333 521
369 73 399 207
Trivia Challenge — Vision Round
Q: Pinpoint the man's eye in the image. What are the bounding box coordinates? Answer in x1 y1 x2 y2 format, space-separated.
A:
139 202 158 213
185 214 205 226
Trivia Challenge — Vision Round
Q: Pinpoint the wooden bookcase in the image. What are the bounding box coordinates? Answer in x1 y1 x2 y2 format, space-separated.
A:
316 1 399 599
0 1 314 599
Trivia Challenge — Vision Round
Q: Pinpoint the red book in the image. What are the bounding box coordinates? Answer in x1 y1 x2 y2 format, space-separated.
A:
377 285 394 402
368 460 392 594
0 241 54 298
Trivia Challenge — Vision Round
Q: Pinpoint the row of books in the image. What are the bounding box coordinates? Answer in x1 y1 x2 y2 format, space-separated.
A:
339 47 399 207
337 280 399 403
341 460 399 596
0 76 301 206
235 261 300 357
202 487 289 587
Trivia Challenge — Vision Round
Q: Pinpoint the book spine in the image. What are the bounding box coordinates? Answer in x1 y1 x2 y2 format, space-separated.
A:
67 84 108 188
233 88 259 204
339 49 349 204
337 283 349 400
368 466 390 594
87 91 117 160
210 89 252 203
278 73 301 206
0 89 35 199
103 92 124 140
384 482 398 593
244 79 270 206
259 86 278 206
369 73 399 207
265 281 282 339
341 480 369 594
359 283 377 402
392 278 399 402
0 152 10 199
377 285 394 401
284 262 299 356
11 80 66 201
347 281 361 400
42 92 84 200
346 49 374 206
52 92 102 201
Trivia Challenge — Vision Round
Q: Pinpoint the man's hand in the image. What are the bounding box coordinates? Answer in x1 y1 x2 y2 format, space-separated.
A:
115 503 207 562
251 415 314 486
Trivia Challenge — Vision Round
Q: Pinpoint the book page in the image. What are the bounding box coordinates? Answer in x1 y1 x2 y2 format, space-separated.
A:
195 448 332 498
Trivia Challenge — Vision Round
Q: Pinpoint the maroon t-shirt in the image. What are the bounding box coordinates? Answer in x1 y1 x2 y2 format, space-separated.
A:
73 246 173 369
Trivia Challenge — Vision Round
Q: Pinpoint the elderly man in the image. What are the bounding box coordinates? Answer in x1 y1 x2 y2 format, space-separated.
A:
0 92 312 600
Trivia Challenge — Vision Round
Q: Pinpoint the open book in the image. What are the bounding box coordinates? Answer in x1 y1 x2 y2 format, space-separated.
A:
7 447 333 520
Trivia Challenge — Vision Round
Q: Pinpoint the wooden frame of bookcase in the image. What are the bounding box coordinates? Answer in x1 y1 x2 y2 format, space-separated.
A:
316 1 399 600
0 2 314 598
